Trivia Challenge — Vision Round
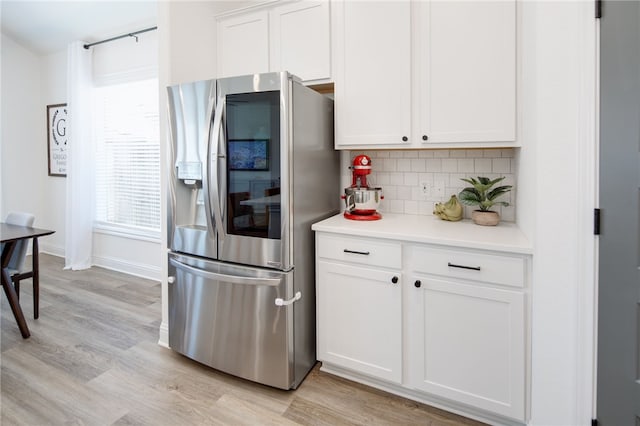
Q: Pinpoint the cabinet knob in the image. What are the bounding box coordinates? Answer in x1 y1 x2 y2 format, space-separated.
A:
391 276 399 284
422 135 428 141
414 280 421 288
402 136 408 142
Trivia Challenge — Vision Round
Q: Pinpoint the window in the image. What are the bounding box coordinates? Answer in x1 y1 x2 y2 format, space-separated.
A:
93 78 160 235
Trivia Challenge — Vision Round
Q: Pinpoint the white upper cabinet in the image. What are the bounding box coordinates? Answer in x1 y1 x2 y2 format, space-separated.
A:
270 1 331 83
216 1 332 83
332 1 412 147
334 0 518 149
416 1 516 144
217 10 270 78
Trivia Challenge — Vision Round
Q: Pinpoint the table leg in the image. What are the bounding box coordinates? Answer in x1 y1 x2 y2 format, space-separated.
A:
1 242 30 338
33 237 39 319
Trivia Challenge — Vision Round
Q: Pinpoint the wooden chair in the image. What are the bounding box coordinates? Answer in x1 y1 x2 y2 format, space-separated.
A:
1 212 40 319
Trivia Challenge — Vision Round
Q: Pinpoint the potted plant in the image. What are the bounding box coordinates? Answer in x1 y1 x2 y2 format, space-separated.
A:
458 176 512 226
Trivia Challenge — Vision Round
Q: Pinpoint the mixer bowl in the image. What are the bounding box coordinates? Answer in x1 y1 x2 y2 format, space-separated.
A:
344 187 383 214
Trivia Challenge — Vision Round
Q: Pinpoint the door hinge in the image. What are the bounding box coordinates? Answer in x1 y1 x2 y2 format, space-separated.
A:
595 0 602 19
594 208 601 235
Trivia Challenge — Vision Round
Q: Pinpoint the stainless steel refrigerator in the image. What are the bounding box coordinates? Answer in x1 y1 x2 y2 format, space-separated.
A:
166 72 339 389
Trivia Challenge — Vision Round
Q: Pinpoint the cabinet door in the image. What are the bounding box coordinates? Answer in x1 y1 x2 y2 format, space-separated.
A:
270 0 331 83
317 261 402 383
333 1 412 147
416 1 516 143
217 10 270 78
408 276 525 420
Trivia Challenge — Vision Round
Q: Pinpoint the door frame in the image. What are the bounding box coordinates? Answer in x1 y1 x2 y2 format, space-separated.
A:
581 2 599 423
576 0 599 423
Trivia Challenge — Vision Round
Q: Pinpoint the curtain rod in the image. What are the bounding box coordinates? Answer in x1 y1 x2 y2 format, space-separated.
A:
83 26 157 50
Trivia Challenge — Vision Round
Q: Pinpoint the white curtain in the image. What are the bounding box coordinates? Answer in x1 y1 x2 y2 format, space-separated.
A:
64 41 94 270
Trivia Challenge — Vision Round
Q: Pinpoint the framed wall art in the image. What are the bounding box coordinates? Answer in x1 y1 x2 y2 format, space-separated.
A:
47 103 67 177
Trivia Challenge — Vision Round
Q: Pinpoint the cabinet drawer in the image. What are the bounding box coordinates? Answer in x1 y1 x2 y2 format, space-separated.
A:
411 246 525 288
317 234 402 269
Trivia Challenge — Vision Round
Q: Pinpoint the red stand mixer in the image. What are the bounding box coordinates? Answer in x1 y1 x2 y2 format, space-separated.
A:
342 155 383 220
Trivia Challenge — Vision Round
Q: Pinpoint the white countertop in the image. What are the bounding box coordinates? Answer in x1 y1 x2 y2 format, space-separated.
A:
312 213 533 255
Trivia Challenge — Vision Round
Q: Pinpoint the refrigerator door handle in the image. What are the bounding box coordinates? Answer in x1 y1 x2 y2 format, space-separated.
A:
275 291 301 306
201 94 216 240
209 95 226 241
169 257 281 286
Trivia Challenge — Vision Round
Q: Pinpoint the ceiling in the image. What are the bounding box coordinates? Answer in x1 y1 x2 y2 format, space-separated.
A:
1 1 158 55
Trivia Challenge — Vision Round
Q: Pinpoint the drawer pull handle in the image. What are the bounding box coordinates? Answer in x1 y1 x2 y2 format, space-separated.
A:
391 276 399 284
447 262 481 271
344 249 370 256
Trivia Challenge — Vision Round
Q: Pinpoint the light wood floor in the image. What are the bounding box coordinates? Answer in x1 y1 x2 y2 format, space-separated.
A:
1 254 484 425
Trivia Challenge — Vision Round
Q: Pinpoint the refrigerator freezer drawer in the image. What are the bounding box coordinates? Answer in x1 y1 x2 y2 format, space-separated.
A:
168 253 296 389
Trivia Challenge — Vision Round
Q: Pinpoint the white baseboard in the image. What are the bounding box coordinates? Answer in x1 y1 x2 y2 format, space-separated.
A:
158 321 169 348
92 254 161 282
39 243 160 282
40 242 65 258
320 363 524 426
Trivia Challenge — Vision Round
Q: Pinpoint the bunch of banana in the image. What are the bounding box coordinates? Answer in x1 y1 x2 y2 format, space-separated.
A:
433 194 463 221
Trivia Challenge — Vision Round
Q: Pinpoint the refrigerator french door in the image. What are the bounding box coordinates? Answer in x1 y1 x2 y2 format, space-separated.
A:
214 76 288 270
166 72 339 389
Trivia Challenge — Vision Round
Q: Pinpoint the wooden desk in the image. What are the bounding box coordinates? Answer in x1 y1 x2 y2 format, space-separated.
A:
1 223 55 338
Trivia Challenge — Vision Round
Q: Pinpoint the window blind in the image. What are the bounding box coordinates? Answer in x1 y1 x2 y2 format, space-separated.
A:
94 78 160 233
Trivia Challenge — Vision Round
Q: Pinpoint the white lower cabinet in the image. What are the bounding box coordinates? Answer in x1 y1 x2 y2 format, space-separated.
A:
316 234 403 383
407 275 525 420
317 261 402 383
315 232 529 424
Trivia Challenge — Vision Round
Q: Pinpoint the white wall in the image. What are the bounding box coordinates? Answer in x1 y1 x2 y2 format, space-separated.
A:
93 30 158 84
40 49 68 255
2 30 162 281
1 35 47 227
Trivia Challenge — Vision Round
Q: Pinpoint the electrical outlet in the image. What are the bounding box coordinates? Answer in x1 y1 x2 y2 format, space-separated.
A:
421 181 431 198
433 180 445 198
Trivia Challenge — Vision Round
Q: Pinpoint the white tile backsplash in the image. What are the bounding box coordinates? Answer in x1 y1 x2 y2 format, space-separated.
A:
425 158 442 172
474 158 493 173
404 200 419 214
389 172 404 185
404 172 418 186
347 149 517 222
492 158 511 174
410 158 426 172
457 158 475 173
441 158 458 173
397 158 411 171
